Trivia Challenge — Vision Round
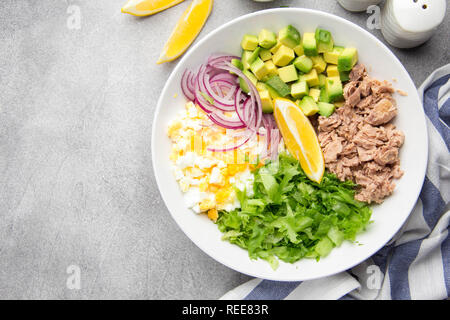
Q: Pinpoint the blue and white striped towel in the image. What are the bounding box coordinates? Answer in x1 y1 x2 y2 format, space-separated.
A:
221 64 450 300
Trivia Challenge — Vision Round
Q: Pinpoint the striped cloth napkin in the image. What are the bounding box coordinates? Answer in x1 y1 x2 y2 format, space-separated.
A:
221 65 450 300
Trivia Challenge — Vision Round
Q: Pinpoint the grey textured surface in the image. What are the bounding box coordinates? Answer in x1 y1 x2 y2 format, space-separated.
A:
0 0 448 300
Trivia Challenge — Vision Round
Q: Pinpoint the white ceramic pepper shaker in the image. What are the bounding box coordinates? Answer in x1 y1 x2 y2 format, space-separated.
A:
381 0 447 48
337 0 383 12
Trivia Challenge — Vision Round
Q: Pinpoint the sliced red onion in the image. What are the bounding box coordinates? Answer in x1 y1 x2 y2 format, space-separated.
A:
208 111 246 129
180 54 276 156
181 69 195 101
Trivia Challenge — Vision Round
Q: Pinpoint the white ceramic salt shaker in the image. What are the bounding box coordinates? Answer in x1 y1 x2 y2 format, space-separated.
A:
381 0 447 48
337 0 383 12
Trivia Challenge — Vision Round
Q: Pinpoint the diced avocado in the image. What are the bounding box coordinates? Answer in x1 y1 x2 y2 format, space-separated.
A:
334 101 345 108
318 74 327 87
258 29 277 49
278 64 298 83
259 49 272 62
278 25 301 49
310 55 327 74
337 47 358 72
259 90 274 113
239 70 258 94
241 34 259 51
270 42 282 54
302 32 318 56
315 28 334 53
319 87 330 103
250 57 269 80
256 82 267 92
297 96 319 116
264 60 278 76
267 86 281 99
241 51 252 69
325 76 343 102
315 237 333 257
291 80 309 99
318 102 336 117
323 46 344 64
339 71 350 82
309 88 321 102
293 55 313 73
299 69 320 87
327 65 340 78
293 42 304 56
231 58 243 70
272 45 295 67
265 75 291 97
249 47 261 64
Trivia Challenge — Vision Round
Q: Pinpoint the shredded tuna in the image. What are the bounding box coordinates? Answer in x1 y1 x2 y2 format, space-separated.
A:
316 64 405 204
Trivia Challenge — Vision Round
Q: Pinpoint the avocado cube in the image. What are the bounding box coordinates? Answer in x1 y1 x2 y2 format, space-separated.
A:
297 96 319 116
229 58 243 75
265 75 291 97
241 34 259 51
241 51 252 69
259 90 274 113
267 86 281 99
299 69 320 87
231 58 243 71
310 55 327 74
339 71 350 82
249 47 261 63
293 55 313 73
309 88 321 102
325 76 344 102
250 57 269 80
278 25 301 49
315 28 334 53
337 47 358 72
291 80 309 99
323 46 344 64
270 42 282 54
318 102 336 117
327 65 340 78
239 70 258 93
278 65 298 83
256 82 267 92
318 74 327 88
259 49 272 62
272 45 295 67
334 101 345 108
264 60 278 76
319 87 330 103
258 29 277 49
302 32 318 56
293 42 304 56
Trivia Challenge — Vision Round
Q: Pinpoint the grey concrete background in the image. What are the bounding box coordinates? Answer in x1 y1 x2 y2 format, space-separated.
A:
0 0 448 299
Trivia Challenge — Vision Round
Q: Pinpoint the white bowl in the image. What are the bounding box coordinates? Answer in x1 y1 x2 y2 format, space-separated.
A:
152 8 428 281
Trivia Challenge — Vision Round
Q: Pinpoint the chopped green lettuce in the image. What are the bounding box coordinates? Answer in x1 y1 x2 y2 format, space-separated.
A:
216 153 372 269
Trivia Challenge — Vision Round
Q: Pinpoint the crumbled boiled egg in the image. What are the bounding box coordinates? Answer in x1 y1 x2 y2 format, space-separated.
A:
167 102 269 220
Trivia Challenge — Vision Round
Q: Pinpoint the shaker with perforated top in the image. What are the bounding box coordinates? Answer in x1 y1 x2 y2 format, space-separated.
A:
381 0 447 48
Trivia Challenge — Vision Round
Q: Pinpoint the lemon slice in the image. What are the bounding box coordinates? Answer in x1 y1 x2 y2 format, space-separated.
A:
274 98 325 183
157 0 213 64
121 0 185 17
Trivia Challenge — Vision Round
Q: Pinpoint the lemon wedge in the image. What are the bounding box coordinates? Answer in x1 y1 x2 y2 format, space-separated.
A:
157 0 213 64
121 0 185 16
273 98 325 183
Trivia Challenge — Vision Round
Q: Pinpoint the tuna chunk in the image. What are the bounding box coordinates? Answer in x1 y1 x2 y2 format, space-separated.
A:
366 98 397 126
349 64 366 82
316 64 404 204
